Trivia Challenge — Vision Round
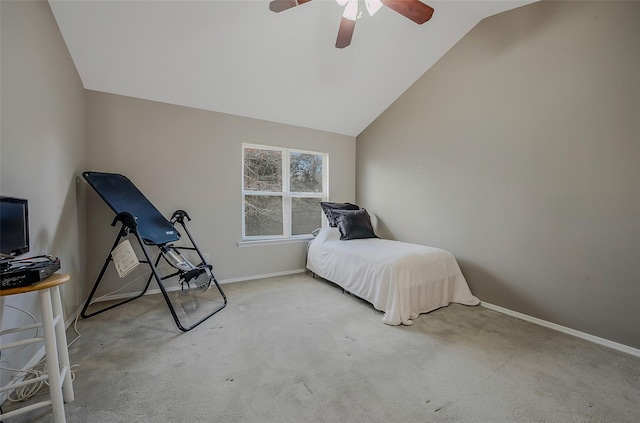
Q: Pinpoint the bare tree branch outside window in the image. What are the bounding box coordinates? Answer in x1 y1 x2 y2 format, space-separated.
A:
244 148 282 192
290 152 322 193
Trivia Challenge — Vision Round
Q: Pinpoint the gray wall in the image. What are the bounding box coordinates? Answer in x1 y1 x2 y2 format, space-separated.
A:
356 1 640 348
85 91 356 295
1 0 87 380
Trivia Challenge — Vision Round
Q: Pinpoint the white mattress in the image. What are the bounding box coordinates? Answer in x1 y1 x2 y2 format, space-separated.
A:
306 228 480 325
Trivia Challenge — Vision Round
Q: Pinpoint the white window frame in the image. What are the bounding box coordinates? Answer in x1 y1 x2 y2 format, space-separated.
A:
241 143 329 242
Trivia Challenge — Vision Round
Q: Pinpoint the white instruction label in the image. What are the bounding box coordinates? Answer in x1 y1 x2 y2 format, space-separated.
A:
112 239 139 278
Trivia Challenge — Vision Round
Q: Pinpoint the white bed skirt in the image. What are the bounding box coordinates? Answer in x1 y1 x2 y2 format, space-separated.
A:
307 228 480 325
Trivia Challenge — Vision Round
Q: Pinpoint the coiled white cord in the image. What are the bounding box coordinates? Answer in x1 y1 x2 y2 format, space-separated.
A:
0 363 79 402
1 304 81 403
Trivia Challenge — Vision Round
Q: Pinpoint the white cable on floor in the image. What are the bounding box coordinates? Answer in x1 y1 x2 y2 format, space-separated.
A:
1 302 81 403
0 364 79 402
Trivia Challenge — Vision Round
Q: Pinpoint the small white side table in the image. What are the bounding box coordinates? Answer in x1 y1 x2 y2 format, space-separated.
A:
1 273 75 423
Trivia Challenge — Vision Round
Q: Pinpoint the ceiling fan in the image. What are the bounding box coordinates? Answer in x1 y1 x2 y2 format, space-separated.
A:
269 0 435 49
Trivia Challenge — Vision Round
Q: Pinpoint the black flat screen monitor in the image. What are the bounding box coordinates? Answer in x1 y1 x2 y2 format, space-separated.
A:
0 196 30 258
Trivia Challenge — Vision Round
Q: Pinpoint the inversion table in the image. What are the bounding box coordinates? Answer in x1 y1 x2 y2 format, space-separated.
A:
81 171 227 331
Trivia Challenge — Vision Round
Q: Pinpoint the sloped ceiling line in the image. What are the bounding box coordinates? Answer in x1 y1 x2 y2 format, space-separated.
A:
49 0 535 136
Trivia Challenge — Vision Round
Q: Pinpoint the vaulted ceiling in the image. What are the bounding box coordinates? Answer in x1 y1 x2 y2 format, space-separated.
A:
49 0 535 136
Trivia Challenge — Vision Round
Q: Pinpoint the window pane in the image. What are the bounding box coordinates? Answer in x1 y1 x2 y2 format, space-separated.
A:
292 197 323 236
245 195 283 236
290 152 322 193
244 148 282 191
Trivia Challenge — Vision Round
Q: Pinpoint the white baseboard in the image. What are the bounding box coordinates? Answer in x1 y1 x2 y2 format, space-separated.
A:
218 269 306 285
90 268 307 303
481 301 640 358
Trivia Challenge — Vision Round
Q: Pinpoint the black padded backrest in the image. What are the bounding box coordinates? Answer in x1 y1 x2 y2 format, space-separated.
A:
83 171 179 246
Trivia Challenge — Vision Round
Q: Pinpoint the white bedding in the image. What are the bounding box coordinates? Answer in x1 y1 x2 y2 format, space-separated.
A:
306 228 480 325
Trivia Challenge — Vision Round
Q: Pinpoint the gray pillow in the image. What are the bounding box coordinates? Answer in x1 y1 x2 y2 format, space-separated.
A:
336 209 377 240
320 202 359 227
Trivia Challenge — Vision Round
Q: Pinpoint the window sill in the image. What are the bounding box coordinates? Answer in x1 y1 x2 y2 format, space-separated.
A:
237 236 313 248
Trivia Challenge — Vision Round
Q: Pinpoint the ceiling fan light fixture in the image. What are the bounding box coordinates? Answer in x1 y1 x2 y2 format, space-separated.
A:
270 0 435 49
365 0 383 17
342 0 360 21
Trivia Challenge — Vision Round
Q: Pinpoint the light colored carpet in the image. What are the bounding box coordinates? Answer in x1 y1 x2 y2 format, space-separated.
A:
3 273 640 422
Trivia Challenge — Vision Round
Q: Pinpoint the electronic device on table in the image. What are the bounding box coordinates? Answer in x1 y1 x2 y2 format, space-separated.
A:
0 196 61 289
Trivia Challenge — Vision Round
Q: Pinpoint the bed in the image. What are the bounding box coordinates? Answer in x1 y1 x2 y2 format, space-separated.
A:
307 226 480 326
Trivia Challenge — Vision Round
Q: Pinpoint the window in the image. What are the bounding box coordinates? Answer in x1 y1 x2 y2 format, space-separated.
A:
242 144 328 240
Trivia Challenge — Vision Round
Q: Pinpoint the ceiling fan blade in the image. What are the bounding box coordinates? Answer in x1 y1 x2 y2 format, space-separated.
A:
336 17 356 49
269 0 312 13
380 0 434 24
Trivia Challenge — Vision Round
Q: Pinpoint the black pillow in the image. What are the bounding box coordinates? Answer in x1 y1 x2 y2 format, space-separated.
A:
336 209 377 240
320 202 359 227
